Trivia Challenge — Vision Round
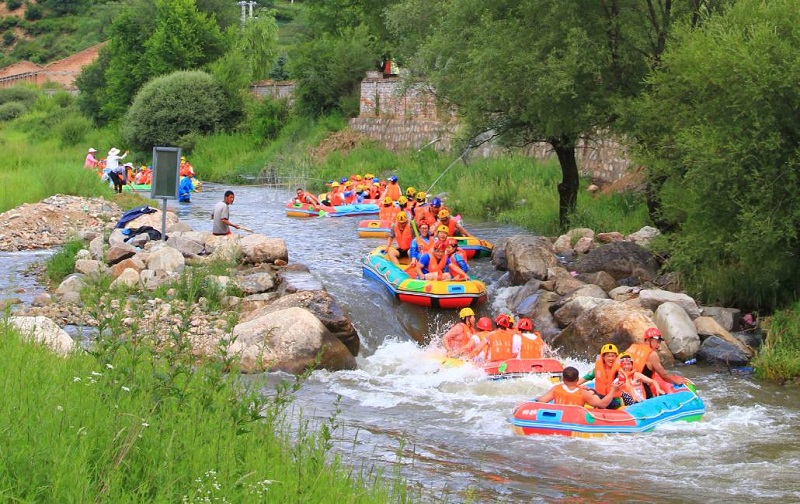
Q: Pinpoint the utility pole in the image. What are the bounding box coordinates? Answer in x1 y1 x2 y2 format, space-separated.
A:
237 1 257 25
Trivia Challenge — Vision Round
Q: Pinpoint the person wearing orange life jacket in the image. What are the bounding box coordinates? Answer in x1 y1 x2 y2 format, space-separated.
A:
515 318 546 359
442 307 477 358
383 212 414 265
327 182 346 206
409 222 433 261
625 328 687 399
368 182 381 200
437 209 472 237
443 237 470 281
577 343 623 409
378 196 398 222
412 240 451 281
381 175 402 201
396 196 413 222
294 188 320 207
618 352 665 405
467 316 494 362
417 197 445 228
433 224 450 249
535 367 621 408
485 313 517 361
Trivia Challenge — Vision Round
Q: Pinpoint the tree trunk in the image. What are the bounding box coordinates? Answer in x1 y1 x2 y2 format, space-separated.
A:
551 136 580 230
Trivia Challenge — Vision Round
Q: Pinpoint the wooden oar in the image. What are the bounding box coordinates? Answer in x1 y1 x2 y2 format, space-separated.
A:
238 226 254 233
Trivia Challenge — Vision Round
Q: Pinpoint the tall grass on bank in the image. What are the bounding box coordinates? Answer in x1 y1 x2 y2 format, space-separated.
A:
0 324 402 502
753 304 800 382
313 145 651 236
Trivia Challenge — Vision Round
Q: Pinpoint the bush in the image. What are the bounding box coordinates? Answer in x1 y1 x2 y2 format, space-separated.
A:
24 2 43 21
2 30 16 46
0 17 19 30
753 305 800 383
246 97 289 142
6 0 22 11
121 71 239 152
0 85 38 106
0 101 27 121
45 239 84 286
57 114 92 147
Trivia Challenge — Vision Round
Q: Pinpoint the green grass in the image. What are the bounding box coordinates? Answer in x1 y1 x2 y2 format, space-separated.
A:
0 310 405 502
753 304 800 383
44 239 84 286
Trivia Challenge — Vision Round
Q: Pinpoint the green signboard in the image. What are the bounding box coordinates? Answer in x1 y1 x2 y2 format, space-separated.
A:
151 147 181 200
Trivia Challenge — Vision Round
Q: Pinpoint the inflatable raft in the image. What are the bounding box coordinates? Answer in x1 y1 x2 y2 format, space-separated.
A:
285 201 380 218
453 236 493 259
362 247 487 308
509 382 705 437
435 356 563 381
357 219 392 238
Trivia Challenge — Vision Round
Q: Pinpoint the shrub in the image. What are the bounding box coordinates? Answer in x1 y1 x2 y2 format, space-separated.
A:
57 114 92 147
45 239 84 286
6 0 22 11
0 16 20 30
246 97 289 142
0 85 38 106
2 30 16 46
121 71 239 152
0 101 27 121
24 2 43 21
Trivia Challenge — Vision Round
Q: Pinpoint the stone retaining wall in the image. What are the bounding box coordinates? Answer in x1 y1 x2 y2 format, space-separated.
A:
351 71 634 183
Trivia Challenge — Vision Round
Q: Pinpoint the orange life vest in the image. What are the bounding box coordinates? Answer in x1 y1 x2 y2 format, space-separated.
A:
384 183 402 201
440 217 458 236
593 356 622 396
379 205 398 222
622 369 648 402
443 322 474 353
393 223 413 250
553 384 585 406
414 235 433 254
625 343 653 375
488 330 515 361
518 332 544 359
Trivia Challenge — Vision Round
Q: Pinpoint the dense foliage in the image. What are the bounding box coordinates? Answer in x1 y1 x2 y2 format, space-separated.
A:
630 0 800 311
121 70 235 152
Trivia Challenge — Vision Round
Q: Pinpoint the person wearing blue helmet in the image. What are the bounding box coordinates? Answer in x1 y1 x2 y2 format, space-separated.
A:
340 177 348 184
381 174 402 201
417 196 447 228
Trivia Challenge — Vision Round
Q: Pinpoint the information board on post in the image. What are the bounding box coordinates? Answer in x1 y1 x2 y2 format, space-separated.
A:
151 147 181 240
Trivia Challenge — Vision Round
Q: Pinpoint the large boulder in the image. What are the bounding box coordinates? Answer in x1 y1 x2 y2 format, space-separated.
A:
491 237 508 270
503 234 558 285
696 335 751 366
574 241 659 281
240 290 360 356
235 271 276 295
626 226 661 248
551 301 656 359
694 316 755 358
7 316 75 356
654 302 700 360
110 268 141 290
277 269 324 295
515 290 562 343
55 273 85 297
699 306 741 332
74 259 103 278
638 289 701 319
239 234 289 265
110 256 146 279
227 307 356 373
105 243 137 265
146 246 185 273
166 231 208 257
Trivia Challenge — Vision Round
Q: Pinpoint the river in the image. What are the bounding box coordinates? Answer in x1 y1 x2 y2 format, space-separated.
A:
5 183 800 502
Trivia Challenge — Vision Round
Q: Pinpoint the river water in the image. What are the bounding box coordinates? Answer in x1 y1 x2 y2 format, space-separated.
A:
5 184 800 502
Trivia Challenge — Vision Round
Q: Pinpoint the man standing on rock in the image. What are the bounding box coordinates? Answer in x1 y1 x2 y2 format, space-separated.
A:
212 190 241 236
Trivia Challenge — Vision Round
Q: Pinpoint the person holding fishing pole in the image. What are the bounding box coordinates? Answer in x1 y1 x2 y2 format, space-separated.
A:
212 190 243 235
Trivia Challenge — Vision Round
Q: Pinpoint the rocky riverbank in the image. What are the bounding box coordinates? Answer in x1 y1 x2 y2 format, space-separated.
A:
3 195 360 373
493 228 762 366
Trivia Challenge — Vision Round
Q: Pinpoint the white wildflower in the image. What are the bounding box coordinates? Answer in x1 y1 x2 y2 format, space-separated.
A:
91 371 102 377
106 363 114 369
121 386 130 392
73 376 81 382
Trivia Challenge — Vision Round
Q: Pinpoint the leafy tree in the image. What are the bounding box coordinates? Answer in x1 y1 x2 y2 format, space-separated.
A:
121 70 236 151
239 12 279 81
24 2 44 21
75 46 111 125
630 0 800 309
288 25 375 117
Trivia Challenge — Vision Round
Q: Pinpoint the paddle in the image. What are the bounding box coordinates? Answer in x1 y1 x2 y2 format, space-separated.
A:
238 226 254 233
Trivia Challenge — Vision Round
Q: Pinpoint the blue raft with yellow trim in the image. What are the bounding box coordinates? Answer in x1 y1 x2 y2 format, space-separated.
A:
509 381 705 437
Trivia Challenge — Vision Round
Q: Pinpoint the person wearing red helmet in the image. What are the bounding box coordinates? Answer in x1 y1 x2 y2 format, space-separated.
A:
412 240 451 281
624 328 687 398
515 318 546 359
466 316 494 362
485 313 517 361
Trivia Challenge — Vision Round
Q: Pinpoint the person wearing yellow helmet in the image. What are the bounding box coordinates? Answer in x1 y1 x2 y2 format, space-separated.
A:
442 307 477 358
328 181 345 206
437 208 472 237
379 196 398 221
433 224 450 249
577 342 623 409
405 186 417 199
383 211 413 265
618 352 665 405
412 240 451 282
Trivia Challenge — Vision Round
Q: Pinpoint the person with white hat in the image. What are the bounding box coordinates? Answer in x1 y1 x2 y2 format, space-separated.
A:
106 147 129 193
84 148 99 170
